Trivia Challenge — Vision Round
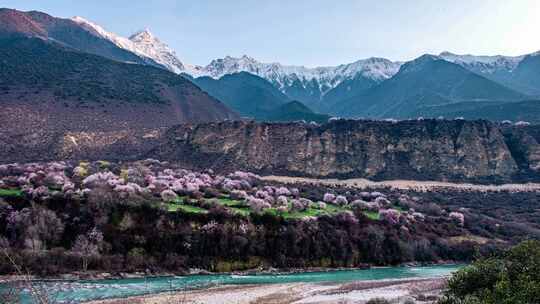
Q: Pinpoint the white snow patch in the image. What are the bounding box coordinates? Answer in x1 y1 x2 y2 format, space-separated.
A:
71 16 188 74
439 51 524 73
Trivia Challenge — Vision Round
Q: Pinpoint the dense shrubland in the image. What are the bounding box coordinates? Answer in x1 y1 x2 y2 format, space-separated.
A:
0 160 536 276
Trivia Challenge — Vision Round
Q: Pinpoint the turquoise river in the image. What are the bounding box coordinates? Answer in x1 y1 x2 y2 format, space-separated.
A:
7 264 462 303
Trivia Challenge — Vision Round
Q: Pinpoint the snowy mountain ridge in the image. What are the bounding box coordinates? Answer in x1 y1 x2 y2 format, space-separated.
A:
438 51 524 74
71 16 189 73
71 16 538 96
70 16 401 94
195 55 402 93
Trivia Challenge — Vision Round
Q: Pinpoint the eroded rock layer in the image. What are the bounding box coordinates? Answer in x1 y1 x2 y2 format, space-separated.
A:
3 120 538 183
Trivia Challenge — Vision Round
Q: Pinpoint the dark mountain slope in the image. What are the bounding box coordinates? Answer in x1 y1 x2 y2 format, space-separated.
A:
190 72 289 118
412 100 540 124
509 53 540 96
259 100 331 123
0 8 158 66
321 74 379 112
280 78 327 111
0 37 238 133
334 55 526 118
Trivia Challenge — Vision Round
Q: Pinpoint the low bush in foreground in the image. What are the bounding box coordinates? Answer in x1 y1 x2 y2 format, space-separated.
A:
440 240 540 304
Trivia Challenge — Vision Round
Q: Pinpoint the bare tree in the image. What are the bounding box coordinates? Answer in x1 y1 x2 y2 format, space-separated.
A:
1 248 61 304
71 227 104 272
6 205 64 251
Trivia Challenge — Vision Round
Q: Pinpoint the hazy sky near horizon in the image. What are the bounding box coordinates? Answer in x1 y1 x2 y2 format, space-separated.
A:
3 0 540 67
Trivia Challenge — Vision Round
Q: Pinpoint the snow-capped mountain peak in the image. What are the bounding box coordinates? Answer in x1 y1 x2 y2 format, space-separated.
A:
196 55 402 94
398 54 441 74
129 28 155 42
125 28 186 73
69 16 401 96
335 57 402 80
71 16 186 73
71 16 134 51
438 51 524 73
202 55 262 78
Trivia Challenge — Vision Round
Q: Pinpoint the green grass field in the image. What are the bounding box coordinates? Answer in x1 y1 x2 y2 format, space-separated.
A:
228 206 252 216
165 194 382 220
0 188 23 198
363 211 380 220
217 197 244 206
269 207 325 219
216 197 251 216
165 196 209 214
167 203 208 214
262 202 354 220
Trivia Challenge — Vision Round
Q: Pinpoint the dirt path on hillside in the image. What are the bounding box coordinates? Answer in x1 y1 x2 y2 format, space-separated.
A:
261 176 540 192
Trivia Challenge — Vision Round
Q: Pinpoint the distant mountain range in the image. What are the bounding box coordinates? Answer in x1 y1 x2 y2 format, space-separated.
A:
1 7 540 124
183 52 539 121
333 55 526 118
65 11 540 122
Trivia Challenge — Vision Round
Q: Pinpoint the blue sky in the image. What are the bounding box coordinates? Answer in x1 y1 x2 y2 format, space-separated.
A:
3 0 539 67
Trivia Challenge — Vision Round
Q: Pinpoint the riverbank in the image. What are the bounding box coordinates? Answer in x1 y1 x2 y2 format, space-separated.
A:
1 265 461 303
0 262 459 283
87 277 447 304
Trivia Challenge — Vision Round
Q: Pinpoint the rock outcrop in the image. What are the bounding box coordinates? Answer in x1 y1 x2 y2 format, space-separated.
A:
502 126 540 175
2 120 540 183
155 120 521 183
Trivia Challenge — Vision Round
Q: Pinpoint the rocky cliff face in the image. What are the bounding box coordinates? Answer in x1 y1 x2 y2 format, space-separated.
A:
502 125 540 175
1 120 539 183
155 120 521 182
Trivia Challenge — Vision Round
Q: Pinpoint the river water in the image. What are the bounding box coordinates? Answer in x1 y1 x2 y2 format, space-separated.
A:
10 264 462 303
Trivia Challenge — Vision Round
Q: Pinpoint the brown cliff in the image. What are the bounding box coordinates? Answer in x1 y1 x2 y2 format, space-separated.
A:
155 120 521 183
2 120 540 183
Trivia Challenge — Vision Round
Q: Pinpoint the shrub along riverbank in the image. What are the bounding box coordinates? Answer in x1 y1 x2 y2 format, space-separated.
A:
440 240 540 304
